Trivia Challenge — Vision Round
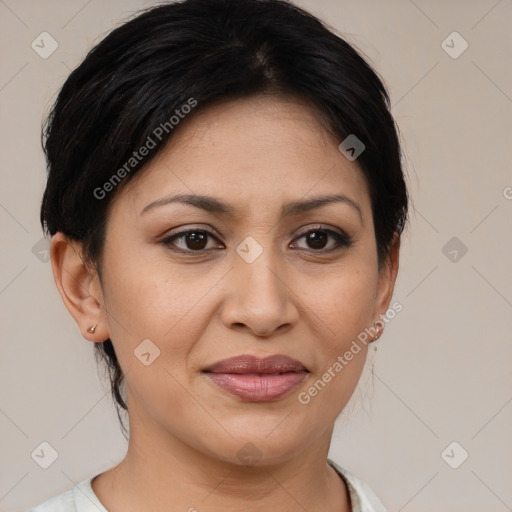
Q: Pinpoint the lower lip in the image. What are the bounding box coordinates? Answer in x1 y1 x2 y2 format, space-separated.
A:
204 372 307 402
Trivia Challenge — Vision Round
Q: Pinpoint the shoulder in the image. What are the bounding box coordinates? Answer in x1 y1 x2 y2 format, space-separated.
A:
27 488 75 512
27 476 106 512
327 458 387 512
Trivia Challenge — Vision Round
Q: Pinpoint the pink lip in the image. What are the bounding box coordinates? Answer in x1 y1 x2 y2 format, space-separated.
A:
203 354 309 402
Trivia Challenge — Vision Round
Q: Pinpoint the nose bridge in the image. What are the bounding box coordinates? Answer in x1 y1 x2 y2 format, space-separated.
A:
220 237 298 335
235 239 286 303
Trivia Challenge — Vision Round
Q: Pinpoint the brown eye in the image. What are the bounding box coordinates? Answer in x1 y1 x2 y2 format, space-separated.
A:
183 231 208 250
161 229 224 252
291 228 354 252
305 230 329 249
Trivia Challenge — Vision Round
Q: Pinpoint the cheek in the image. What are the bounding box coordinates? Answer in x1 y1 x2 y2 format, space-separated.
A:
99 265 213 422
296 267 375 419
300 261 378 345
296 254 378 411
99 244 217 370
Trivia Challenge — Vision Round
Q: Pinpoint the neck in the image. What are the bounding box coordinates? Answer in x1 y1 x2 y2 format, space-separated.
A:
92 404 350 512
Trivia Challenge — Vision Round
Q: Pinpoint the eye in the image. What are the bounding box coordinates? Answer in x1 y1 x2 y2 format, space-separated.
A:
160 225 353 254
290 226 354 252
161 228 224 252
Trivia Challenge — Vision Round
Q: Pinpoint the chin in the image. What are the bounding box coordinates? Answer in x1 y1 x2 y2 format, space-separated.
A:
199 426 312 468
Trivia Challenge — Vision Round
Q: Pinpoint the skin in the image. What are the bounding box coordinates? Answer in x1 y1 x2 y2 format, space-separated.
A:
51 94 400 512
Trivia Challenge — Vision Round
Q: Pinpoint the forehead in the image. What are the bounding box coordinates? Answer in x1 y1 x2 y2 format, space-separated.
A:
114 95 372 220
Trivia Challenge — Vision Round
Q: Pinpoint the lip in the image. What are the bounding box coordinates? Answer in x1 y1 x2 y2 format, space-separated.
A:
202 354 309 402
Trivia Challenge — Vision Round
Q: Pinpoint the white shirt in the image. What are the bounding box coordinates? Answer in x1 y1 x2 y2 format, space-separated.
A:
28 458 386 511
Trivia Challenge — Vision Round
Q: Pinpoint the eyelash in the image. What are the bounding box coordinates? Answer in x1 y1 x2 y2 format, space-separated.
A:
160 225 354 254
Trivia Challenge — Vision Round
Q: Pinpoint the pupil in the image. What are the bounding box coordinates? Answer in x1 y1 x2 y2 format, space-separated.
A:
308 231 327 249
187 232 207 250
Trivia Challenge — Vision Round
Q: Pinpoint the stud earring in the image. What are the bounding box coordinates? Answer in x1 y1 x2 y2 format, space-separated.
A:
372 322 383 341
87 324 97 334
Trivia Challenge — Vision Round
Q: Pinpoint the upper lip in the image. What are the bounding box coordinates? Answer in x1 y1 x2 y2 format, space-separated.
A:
203 354 309 374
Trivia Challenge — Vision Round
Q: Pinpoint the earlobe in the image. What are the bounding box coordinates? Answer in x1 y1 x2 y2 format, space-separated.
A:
50 232 108 342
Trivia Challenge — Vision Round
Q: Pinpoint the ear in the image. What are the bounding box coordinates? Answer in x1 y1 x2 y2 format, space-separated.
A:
373 232 401 325
50 232 109 342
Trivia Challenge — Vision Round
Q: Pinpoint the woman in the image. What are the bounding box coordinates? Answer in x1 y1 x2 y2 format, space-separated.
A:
30 0 409 510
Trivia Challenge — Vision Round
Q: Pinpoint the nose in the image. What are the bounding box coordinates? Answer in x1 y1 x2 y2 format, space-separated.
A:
220 248 299 338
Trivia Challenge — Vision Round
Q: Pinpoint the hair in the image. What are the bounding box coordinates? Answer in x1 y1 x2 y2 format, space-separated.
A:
40 0 409 435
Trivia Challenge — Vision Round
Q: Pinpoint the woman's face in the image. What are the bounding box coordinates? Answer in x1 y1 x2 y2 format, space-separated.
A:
81 95 399 465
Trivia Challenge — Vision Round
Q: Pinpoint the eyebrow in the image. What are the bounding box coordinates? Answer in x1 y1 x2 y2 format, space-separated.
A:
141 192 363 223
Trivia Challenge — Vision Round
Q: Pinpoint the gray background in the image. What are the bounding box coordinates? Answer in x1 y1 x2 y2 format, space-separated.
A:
1 0 511 510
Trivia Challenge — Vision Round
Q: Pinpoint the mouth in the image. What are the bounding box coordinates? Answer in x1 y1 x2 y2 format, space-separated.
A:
202 354 310 402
